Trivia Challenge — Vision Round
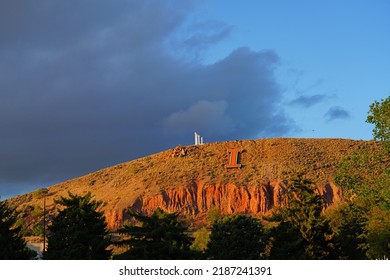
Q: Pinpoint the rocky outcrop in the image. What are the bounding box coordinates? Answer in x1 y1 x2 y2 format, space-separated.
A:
10 138 372 232
105 210 125 230
319 182 344 206
105 180 342 230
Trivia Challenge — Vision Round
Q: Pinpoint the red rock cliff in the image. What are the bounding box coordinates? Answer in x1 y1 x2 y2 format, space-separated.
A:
105 180 343 230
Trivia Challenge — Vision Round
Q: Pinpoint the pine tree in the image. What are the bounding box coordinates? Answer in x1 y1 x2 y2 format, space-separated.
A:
267 221 306 259
44 192 111 259
115 208 194 259
267 174 338 259
327 202 368 259
0 198 36 259
206 214 266 260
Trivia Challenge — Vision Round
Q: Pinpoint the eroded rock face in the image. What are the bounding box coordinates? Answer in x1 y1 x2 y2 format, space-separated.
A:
104 180 342 231
105 210 124 230
319 182 344 206
11 138 366 232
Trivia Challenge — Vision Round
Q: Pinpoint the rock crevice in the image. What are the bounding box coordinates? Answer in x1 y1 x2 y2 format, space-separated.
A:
105 180 342 230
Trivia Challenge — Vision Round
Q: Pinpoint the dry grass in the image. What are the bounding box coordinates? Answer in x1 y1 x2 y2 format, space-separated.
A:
7 138 379 232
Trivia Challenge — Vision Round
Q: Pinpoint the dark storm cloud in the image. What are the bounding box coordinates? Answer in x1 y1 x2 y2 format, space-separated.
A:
0 0 294 197
324 106 350 122
289 94 328 107
163 47 292 138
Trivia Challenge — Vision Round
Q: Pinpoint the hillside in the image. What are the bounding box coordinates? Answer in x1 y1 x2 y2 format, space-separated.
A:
7 138 377 231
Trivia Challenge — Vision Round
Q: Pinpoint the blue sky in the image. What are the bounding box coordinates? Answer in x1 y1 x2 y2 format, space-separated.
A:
0 0 389 198
195 0 390 139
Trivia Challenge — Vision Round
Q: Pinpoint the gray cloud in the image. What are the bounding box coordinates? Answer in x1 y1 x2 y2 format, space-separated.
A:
177 21 233 59
324 106 351 122
164 100 234 135
0 0 294 198
289 94 328 107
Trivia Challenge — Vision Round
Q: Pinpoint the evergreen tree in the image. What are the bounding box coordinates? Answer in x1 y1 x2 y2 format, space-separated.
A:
267 174 338 259
0 198 36 259
266 221 306 259
44 192 111 259
206 214 266 260
115 208 194 259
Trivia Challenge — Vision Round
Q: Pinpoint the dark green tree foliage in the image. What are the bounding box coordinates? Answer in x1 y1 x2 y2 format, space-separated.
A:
267 174 337 259
44 192 111 260
267 221 306 259
0 199 36 259
328 203 368 259
116 208 194 259
206 214 266 260
331 202 390 260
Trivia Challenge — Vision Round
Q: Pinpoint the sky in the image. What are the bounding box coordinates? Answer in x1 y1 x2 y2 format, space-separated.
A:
1 0 389 199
